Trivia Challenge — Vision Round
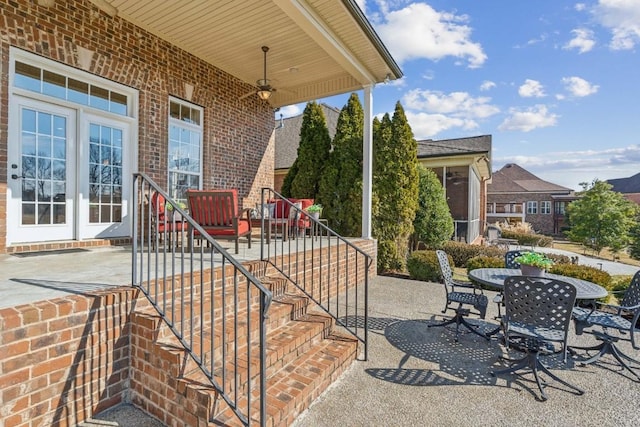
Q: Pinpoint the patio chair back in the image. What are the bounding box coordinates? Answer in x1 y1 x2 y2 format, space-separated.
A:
504 250 522 269
621 270 640 310
503 275 576 360
187 189 251 254
436 249 455 295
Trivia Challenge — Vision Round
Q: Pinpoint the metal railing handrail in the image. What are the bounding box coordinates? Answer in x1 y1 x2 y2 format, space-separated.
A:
132 173 272 426
259 188 372 359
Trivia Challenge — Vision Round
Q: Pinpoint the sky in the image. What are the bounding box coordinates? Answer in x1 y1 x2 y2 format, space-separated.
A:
278 0 640 192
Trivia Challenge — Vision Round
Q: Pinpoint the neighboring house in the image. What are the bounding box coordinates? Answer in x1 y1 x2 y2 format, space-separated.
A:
417 135 492 244
0 0 401 254
607 172 640 205
273 104 340 191
487 163 576 235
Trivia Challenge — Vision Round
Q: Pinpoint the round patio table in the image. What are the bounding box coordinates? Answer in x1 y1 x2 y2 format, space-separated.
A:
468 268 608 300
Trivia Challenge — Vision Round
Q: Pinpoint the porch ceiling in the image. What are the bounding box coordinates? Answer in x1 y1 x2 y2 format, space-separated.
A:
101 0 402 108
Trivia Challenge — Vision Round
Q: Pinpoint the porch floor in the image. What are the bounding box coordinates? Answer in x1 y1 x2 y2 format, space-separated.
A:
0 234 334 310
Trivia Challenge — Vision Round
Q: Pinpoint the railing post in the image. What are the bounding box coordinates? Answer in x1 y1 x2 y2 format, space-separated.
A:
260 292 268 427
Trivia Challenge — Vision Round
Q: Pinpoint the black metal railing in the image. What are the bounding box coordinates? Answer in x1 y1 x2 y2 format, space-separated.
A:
132 173 272 426
259 188 373 360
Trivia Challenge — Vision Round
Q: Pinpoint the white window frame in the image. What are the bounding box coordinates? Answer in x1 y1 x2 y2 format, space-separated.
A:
527 201 538 214
541 201 551 214
167 97 203 202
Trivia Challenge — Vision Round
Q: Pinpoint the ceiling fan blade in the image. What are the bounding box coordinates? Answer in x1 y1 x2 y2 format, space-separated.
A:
239 90 256 100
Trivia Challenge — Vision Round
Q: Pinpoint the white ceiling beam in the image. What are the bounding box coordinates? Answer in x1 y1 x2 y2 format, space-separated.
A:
273 0 376 85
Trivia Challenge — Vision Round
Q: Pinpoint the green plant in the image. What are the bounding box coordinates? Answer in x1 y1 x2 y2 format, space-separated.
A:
407 250 447 282
306 204 323 214
548 263 612 289
165 201 187 211
514 252 554 269
442 241 505 267
466 255 504 271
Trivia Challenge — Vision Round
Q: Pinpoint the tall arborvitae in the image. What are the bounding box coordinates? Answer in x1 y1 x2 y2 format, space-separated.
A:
280 159 298 197
373 102 419 272
318 93 364 236
412 166 454 249
290 102 331 198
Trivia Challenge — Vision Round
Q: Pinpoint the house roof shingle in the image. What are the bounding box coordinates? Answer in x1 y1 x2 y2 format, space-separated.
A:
607 172 640 193
417 135 492 158
488 163 572 194
274 104 340 170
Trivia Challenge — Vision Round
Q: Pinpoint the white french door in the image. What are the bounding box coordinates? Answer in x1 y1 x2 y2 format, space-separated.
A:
78 113 130 239
7 98 76 244
7 98 131 245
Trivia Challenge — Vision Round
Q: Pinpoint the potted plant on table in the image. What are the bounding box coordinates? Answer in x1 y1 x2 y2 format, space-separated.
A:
514 252 554 277
305 204 323 220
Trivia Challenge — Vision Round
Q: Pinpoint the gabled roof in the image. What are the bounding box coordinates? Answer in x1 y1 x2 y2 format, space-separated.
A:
274 104 340 170
417 135 492 159
488 163 573 194
607 172 640 193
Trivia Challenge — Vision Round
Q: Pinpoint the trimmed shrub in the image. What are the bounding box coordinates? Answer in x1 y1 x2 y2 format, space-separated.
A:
500 230 553 247
407 250 449 282
548 263 612 288
466 256 504 272
545 253 571 264
442 241 505 267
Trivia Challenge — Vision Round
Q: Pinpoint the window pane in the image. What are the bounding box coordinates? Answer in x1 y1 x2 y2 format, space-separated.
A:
43 70 66 98
90 85 109 111
170 101 180 119
15 62 41 91
68 78 89 105
110 92 128 115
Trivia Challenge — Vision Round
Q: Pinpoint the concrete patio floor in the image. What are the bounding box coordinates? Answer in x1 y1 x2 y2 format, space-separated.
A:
3 245 639 426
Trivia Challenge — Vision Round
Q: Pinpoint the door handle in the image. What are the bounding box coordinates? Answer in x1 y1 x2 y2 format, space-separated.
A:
11 174 20 180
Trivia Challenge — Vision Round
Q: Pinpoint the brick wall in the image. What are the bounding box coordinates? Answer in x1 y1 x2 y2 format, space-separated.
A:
0 0 274 253
0 289 136 427
487 192 557 235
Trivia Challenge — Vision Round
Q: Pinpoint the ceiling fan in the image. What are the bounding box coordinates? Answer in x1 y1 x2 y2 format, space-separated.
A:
239 46 276 101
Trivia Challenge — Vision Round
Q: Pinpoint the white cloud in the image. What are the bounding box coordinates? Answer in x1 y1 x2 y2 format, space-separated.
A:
405 111 476 139
375 3 487 67
402 89 500 118
593 0 640 50
480 80 496 91
563 28 596 53
562 76 599 97
518 79 546 98
498 105 558 132
278 104 302 118
493 145 640 190
575 3 587 12
400 89 499 138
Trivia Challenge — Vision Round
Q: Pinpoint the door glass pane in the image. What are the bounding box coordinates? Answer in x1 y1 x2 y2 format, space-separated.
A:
88 123 123 224
21 108 66 226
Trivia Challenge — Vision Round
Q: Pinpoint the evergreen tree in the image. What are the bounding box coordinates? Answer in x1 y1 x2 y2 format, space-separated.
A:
280 159 298 197
372 102 419 272
290 102 331 198
567 180 637 254
318 93 364 236
412 166 454 249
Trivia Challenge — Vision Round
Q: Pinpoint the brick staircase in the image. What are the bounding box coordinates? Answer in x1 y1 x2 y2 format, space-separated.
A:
130 260 359 426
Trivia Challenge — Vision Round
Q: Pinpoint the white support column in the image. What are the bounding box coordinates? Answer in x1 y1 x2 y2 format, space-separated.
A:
362 85 373 238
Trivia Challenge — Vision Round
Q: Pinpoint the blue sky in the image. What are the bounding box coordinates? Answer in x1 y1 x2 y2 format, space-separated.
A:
279 0 640 191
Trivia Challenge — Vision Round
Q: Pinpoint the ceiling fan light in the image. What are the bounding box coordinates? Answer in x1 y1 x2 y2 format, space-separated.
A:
257 89 271 100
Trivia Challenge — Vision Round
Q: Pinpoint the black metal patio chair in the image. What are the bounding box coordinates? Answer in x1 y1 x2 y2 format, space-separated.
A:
572 270 640 381
492 276 584 401
429 250 489 342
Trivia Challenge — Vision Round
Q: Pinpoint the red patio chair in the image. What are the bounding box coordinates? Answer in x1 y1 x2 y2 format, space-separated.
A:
149 191 186 248
187 189 252 254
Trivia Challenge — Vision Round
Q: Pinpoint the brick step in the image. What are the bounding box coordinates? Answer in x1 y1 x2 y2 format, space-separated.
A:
211 333 358 427
181 310 337 389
